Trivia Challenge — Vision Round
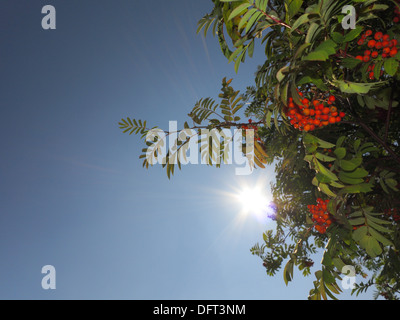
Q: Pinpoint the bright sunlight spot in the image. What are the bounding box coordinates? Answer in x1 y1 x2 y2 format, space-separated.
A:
237 186 269 215
235 183 277 224
218 174 277 225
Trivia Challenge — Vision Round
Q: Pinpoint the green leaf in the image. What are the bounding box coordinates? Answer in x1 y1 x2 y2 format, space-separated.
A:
341 57 362 69
316 172 333 183
319 183 337 198
315 152 336 162
305 144 318 153
365 213 392 226
304 154 314 163
334 147 346 160
283 259 294 285
303 50 329 61
331 32 344 44
322 267 335 284
333 80 378 94
385 178 399 191
238 8 258 30
315 39 337 55
336 136 346 148
338 157 362 171
359 234 370 251
384 58 398 77
265 110 272 128
359 142 374 152
247 39 255 58
340 183 373 194
366 236 382 258
348 210 362 218
217 22 233 59
229 45 244 63
291 13 310 32
228 3 251 21
343 26 363 43
303 40 337 61
316 137 335 149
321 251 332 267
353 139 361 152
332 258 346 272
316 160 338 181
339 172 364 185
277 66 289 82
352 226 368 242
357 95 365 107
368 228 394 247
293 42 311 60
234 46 247 73
329 181 345 188
327 199 336 215
285 0 303 19
374 60 384 81
349 217 365 226
303 133 319 144
245 11 263 34
306 22 321 44
341 168 368 179
380 179 390 194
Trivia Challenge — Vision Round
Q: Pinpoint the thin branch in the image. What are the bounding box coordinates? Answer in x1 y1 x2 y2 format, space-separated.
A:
254 3 304 35
163 120 265 135
384 88 394 143
341 120 400 165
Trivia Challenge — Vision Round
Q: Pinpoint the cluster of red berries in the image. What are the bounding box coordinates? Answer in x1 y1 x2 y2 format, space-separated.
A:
241 119 258 131
308 198 333 234
241 119 261 141
356 31 398 58
286 91 345 132
384 208 400 222
355 30 398 79
394 1 400 23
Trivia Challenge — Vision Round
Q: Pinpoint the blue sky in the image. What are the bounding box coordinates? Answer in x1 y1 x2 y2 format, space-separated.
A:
0 0 374 299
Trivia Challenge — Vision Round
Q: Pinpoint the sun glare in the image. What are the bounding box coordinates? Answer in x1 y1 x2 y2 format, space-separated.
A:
235 185 276 223
216 175 277 225
238 187 267 213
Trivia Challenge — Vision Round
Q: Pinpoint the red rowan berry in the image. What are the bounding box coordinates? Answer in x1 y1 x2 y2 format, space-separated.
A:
374 32 383 40
371 51 379 58
368 40 377 48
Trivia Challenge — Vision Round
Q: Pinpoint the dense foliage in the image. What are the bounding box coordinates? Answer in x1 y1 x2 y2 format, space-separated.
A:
120 0 400 299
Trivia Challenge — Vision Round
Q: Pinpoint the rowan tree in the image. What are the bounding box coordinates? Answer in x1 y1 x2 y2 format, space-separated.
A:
119 0 400 299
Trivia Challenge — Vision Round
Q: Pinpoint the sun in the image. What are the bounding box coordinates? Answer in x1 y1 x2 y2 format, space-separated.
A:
236 185 271 218
214 174 277 224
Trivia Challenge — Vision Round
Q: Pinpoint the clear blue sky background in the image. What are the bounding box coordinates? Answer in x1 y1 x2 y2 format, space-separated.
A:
0 0 374 299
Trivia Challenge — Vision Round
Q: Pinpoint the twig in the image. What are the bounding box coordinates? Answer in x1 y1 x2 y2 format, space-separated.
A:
254 3 304 35
384 88 394 143
341 120 400 165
